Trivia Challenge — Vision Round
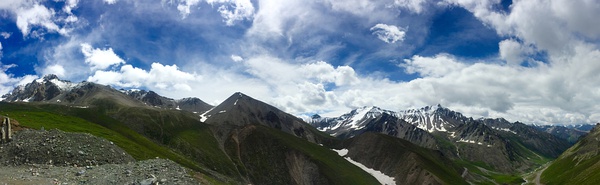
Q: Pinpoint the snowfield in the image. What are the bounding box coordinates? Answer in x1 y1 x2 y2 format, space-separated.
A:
333 149 396 185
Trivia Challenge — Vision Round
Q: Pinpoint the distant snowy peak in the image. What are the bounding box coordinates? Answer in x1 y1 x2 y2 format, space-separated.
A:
311 106 393 134
311 104 474 135
395 104 465 132
2 74 80 102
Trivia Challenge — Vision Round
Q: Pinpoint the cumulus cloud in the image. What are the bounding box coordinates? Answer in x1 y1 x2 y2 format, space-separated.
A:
0 32 11 39
87 63 197 92
230 55 243 62
401 54 466 77
0 64 38 98
370 23 406 43
42 64 66 78
0 0 79 38
499 39 533 65
16 4 61 37
80 43 125 70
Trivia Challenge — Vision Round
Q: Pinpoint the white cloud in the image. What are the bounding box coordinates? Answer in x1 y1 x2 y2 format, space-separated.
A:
0 1 78 38
498 39 533 66
80 43 125 70
87 62 197 92
370 23 406 43
401 54 466 77
175 0 201 18
394 0 427 13
230 55 243 62
171 0 254 24
16 4 60 37
0 64 38 97
42 64 66 78
104 0 118 4
209 0 255 26
0 32 11 39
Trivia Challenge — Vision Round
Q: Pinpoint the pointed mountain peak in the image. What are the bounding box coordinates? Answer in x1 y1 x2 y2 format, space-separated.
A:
202 92 322 143
43 74 60 81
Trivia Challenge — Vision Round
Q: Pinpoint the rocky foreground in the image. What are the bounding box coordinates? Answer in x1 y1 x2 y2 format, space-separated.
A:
0 129 200 184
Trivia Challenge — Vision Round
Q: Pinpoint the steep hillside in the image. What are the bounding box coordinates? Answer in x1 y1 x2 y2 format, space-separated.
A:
342 132 468 185
541 123 600 184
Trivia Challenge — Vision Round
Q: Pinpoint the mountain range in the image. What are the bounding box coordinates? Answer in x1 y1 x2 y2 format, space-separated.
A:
1 74 597 184
310 105 573 179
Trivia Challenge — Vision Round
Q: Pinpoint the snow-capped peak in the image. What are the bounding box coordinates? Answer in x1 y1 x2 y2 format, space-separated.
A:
395 105 458 133
49 78 78 91
310 106 393 134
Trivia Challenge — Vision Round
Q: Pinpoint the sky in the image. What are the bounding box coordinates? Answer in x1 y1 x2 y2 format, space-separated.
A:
1 0 600 125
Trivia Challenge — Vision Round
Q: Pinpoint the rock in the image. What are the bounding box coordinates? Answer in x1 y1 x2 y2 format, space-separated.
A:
139 174 157 185
76 170 85 176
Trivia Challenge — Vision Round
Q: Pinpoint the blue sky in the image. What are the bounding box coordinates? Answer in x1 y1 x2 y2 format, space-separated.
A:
1 0 600 125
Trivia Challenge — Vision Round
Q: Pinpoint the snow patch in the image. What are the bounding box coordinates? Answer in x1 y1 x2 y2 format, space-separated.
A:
332 148 395 185
457 138 476 144
234 99 238 105
491 127 517 134
333 149 348 156
219 110 227 113
175 106 181 110
199 107 216 122
50 79 77 91
348 107 372 129
449 132 457 138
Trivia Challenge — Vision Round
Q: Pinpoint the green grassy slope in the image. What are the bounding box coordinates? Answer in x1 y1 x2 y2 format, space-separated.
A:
541 124 600 185
0 102 234 183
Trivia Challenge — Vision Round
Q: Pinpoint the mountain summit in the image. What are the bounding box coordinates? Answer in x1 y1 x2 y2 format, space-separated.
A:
202 92 327 144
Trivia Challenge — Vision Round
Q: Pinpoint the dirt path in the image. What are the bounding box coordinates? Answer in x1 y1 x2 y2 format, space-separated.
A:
533 165 549 185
